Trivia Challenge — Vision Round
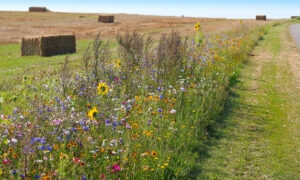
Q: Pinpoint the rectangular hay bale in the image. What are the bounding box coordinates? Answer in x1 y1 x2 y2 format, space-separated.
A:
20 35 76 57
40 35 76 57
256 15 267 21
98 15 114 23
29 7 47 12
21 37 41 56
291 16 300 19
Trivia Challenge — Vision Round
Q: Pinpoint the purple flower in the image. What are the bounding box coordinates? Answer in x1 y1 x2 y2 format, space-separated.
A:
39 146 46 150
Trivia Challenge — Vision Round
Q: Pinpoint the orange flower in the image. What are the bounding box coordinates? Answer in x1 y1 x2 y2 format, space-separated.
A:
152 151 157 156
99 148 105 153
42 175 50 180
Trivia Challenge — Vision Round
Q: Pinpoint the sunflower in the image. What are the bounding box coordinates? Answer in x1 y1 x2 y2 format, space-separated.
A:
88 107 98 120
195 22 200 30
97 82 109 95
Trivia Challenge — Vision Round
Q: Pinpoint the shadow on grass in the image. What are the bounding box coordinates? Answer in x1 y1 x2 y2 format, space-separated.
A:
186 80 265 179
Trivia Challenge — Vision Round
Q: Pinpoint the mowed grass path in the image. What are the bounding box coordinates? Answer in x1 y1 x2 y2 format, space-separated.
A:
197 23 300 179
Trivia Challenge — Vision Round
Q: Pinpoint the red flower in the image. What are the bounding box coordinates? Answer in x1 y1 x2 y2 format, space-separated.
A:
3 159 12 164
73 158 80 163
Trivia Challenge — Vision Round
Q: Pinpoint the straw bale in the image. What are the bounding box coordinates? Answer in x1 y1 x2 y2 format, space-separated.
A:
20 37 41 56
29 7 47 12
291 16 300 19
40 35 76 57
98 15 114 23
256 15 267 21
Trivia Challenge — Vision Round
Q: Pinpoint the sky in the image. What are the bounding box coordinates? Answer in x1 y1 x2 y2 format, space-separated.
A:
1 0 300 19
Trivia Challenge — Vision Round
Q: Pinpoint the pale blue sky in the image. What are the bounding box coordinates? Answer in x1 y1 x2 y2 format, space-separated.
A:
1 0 299 19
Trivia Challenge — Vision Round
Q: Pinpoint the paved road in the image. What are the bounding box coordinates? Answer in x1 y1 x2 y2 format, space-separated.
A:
290 24 300 49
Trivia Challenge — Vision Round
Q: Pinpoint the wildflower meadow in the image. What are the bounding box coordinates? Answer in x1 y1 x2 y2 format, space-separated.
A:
0 23 267 179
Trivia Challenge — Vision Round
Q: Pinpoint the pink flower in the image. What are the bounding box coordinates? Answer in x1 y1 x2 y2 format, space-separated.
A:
52 119 63 125
112 165 121 171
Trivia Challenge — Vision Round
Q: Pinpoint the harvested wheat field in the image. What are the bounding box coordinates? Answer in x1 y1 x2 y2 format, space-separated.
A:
0 11 273 44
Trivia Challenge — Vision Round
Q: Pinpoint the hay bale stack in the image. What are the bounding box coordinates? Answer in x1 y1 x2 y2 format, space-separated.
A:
21 35 76 57
98 15 114 23
256 15 267 21
29 7 48 12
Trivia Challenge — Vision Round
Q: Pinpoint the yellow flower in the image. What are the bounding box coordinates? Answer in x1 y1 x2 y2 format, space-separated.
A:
116 59 121 68
88 107 98 120
148 96 154 101
161 166 165 169
97 82 109 95
195 22 200 30
60 152 66 159
93 154 98 158
164 163 168 166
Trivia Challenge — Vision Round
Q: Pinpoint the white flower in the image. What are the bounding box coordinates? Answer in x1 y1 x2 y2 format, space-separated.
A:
170 109 176 114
